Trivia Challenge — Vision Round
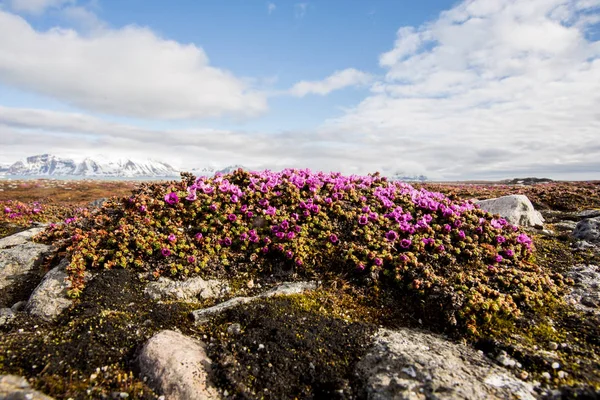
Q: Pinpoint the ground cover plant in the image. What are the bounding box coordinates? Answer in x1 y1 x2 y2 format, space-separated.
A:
39 169 562 337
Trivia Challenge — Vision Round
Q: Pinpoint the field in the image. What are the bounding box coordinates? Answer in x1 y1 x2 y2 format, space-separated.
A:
1 175 600 399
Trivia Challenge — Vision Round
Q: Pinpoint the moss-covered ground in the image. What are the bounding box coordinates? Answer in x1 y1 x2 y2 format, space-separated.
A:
0 177 599 399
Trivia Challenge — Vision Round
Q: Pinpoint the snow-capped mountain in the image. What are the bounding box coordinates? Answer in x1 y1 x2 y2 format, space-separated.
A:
388 172 428 182
2 154 180 177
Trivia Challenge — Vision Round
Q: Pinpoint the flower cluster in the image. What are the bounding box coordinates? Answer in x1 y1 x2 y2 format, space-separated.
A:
41 169 561 336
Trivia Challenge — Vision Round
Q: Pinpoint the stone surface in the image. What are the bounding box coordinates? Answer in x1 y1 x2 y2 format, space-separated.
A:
476 195 544 227
0 375 54 399
577 209 600 219
553 221 578 232
144 276 229 301
573 217 600 246
565 264 600 313
191 281 316 324
0 308 14 327
356 328 535 400
0 228 51 295
137 330 219 400
26 258 74 321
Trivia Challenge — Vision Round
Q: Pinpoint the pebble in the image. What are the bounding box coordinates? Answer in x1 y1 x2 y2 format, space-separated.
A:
227 323 242 335
548 342 558 350
551 362 560 369
557 371 568 379
541 372 552 380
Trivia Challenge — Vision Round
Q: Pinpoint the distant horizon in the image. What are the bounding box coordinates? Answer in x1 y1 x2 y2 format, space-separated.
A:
1 0 599 181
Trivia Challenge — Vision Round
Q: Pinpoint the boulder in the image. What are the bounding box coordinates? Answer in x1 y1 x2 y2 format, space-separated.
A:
191 281 316 324
0 308 14 327
573 217 600 246
0 228 51 296
137 330 219 400
144 276 229 301
356 328 535 400
0 375 54 399
476 195 544 227
26 258 74 321
565 264 600 312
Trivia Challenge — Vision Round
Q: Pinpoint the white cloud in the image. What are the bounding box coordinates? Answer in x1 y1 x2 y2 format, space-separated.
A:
294 2 307 19
289 68 373 97
0 10 268 119
267 2 276 14
60 5 105 31
8 0 74 14
323 0 600 179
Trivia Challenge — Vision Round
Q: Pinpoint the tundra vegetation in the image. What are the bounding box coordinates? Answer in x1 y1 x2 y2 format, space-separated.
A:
0 173 599 399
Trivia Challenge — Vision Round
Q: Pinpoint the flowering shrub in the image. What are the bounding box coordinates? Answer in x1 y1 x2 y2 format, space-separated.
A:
0 200 77 228
40 169 562 336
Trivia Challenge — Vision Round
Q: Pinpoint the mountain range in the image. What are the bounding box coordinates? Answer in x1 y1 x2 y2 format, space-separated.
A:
0 154 428 181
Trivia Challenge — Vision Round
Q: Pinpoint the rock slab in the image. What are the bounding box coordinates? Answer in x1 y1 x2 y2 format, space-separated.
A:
0 228 51 295
26 258 74 321
137 330 219 400
144 276 229 301
0 375 54 399
356 328 535 400
476 195 544 228
565 264 600 312
573 217 600 246
191 281 316 324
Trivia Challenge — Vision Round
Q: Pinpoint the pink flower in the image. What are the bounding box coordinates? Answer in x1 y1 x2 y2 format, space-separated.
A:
187 256 196 263
296 258 304 266
194 232 203 241
357 263 365 271
286 231 296 240
161 248 171 257
400 239 412 249
222 237 232 246
168 234 177 242
209 203 218 212
495 254 503 263
385 230 398 241
164 192 179 205
3 207 11 213
374 258 383 266
276 232 285 240
228 214 237 222
358 215 368 225
230 195 239 203
285 250 294 259
139 205 147 212
329 234 339 244
496 235 506 244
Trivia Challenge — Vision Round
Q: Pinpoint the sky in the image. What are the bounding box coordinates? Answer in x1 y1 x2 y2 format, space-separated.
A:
0 0 599 180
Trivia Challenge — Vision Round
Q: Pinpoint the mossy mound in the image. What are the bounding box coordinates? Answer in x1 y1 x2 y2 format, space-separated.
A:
36 169 565 337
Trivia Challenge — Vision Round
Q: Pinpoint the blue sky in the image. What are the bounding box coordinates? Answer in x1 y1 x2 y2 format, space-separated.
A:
0 0 599 179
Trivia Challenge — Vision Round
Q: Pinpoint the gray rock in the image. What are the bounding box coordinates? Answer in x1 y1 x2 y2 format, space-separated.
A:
10 301 27 313
192 281 316 324
137 330 219 400
577 209 600 219
0 228 51 296
258 281 317 298
565 264 600 313
0 227 46 248
88 198 108 208
573 217 600 246
553 221 578 232
144 276 229 301
476 195 544 228
0 308 14 327
356 328 535 400
0 375 54 399
191 296 253 324
26 259 74 321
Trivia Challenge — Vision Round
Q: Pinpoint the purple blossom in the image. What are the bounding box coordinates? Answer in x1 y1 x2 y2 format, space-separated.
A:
496 235 506 244
241 204 248 212
291 213 299 220
222 237 232 246
504 249 514 257
329 234 339 244
385 230 398 242
228 214 237 222
3 207 11 213
161 248 171 257
443 224 452 232
209 203 218 212
296 259 304 266
286 232 296 240
400 239 412 249
187 256 196 263
276 232 285 240
186 187 197 201
261 246 269 253
265 206 277 216
422 237 435 246
230 195 239 203
374 258 383 266
358 215 369 225
240 233 249 241
195 232 203 241
357 263 365 271
139 205 147 212
164 192 179 205
168 234 177 242
495 254 503 263
458 230 466 239
453 219 462 228
280 220 290 230
285 250 294 259
246 211 254 218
